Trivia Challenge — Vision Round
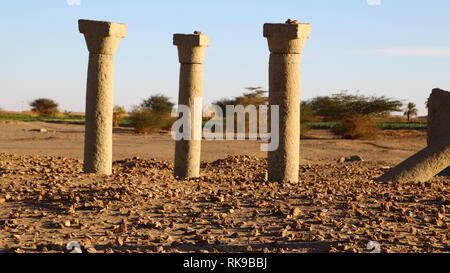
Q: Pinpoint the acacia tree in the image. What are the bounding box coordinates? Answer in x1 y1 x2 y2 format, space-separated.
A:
237 87 268 107
30 98 59 116
307 92 403 121
213 98 237 114
404 102 418 122
213 87 268 112
212 87 268 136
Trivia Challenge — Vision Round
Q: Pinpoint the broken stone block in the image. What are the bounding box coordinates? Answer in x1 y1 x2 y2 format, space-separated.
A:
377 131 450 182
427 88 450 176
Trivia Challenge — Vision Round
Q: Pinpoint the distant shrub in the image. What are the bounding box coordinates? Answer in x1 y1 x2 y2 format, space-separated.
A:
30 98 59 116
332 115 380 139
53 111 68 118
300 102 314 135
141 94 174 114
130 107 174 134
113 106 126 128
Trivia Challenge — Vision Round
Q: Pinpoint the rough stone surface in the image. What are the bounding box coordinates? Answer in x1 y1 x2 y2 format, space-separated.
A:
337 155 364 163
173 33 209 64
348 155 364 162
263 23 311 54
377 131 450 182
79 19 127 175
427 88 450 175
173 33 209 178
427 89 450 145
264 22 311 183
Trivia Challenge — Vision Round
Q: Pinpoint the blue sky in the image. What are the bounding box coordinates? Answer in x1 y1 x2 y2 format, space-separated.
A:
1 0 450 116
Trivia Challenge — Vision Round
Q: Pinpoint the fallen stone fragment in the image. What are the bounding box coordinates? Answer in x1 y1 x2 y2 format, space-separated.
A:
338 155 364 163
29 129 48 133
377 131 450 182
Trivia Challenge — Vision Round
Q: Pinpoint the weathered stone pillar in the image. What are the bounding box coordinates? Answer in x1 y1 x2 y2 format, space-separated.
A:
427 88 450 175
173 32 209 178
264 20 311 183
79 19 127 175
377 131 450 182
377 88 450 182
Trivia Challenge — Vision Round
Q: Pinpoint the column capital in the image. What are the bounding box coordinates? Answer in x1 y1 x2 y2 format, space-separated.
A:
79 19 127 55
173 32 209 64
264 22 311 54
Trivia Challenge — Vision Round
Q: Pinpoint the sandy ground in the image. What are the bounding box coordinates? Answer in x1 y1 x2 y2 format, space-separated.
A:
0 121 448 253
0 121 427 164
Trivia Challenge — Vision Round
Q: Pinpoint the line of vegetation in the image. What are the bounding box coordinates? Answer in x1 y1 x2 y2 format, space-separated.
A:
1 90 425 139
0 113 85 122
308 121 427 130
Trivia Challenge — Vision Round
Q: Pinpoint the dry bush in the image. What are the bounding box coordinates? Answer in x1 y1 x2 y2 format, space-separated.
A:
22 111 40 117
30 98 59 116
161 116 177 131
333 115 380 140
53 111 69 118
113 106 126 128
130 108 173 134
0 111 40 117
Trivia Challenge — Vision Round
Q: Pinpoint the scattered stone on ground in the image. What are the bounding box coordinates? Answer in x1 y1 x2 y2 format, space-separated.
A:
337 155 364 163
0 153 448 253
29 129 48 133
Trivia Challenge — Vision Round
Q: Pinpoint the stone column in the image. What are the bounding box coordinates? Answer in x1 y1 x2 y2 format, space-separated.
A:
427 88 450 176
173 32 209 178
264 20 311 183
79 19 127 175
428 89 450 145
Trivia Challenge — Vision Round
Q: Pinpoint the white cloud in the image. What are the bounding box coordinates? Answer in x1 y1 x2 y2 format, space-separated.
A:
350 47 450 56
67 0 81 6
367 0 381 6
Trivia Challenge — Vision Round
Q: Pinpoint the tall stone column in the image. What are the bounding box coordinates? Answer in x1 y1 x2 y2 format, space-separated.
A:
173 32 209 178
264 20 311 183
79 19 127 175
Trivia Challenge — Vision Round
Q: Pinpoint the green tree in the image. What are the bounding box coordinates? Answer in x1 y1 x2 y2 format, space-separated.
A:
141 94 174 114
404 102 418 122
307 92 403 121
30 98 59 116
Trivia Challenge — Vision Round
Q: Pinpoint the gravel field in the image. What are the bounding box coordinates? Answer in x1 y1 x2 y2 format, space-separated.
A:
1 152 449 253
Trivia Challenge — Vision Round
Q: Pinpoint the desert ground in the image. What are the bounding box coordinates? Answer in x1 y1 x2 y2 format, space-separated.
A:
0 120 449 253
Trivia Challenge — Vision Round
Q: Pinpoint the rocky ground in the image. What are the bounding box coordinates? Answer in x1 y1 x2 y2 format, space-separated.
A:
1 153 449 253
